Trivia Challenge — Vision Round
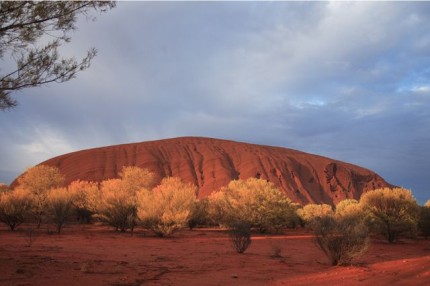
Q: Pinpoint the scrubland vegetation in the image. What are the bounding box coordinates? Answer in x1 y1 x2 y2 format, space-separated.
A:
1 165 429 266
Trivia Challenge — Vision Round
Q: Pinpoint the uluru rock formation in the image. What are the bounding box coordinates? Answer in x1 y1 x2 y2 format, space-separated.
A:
15 137 392 205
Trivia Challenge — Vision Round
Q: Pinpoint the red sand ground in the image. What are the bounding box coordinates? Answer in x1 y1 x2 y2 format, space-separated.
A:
1 225 429 286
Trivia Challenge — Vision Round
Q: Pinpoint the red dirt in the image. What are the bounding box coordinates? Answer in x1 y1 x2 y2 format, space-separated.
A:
1 225 429 286
12 137 391 205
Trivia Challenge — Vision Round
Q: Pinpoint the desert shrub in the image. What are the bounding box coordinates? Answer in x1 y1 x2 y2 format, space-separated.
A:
17 165 65 228
360 188 420 243
95 167 154 234
208 178 298 233
297 203 334 227
96 179 137 233
270 243 283 258
314 214 369 266
45 187 75 233
418 203 430 239
188 198 210 229
137 177 196 237
229 221 252 254
0 188 32 231
68 180 100 223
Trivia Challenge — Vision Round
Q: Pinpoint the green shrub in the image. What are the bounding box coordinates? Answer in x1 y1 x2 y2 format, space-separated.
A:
360 188 420 243
188 198 210 230
229 221 252 254
314 214 369 266
418 203 430 239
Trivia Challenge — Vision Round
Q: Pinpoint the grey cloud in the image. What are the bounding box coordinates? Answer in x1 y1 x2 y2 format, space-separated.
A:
1 2 429 203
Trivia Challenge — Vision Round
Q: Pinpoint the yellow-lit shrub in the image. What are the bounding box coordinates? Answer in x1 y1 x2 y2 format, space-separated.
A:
95 167 154 234
68 180 99 223
208 178 298 233
297 203 334 226
17 165 65 228
0 188 32 231
137 177 196 237
360 188 420 243
96 179 137 232
335 199 367 221
45 187 75 233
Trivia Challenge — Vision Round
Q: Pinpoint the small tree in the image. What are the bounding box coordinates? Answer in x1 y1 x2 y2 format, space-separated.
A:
95 167 154 234
0 1 115 109
313 214 369 266
360 188 420 243
45 187 75 234
17 165 65 228
229 221 252 254
96 179 136 233
137 177 196 237
0 188 32 231
418 200 430 239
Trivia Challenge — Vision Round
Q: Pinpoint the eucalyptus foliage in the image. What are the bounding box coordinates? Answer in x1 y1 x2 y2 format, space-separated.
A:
0 1 115 109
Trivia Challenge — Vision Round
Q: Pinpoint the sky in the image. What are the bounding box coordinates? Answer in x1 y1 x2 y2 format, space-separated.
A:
0 1 429 203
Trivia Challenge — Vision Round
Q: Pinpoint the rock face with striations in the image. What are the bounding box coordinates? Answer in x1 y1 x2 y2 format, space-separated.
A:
16 137 392 205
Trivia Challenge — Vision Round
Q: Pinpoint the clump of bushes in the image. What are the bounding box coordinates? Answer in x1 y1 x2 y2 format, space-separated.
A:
298 199 369 266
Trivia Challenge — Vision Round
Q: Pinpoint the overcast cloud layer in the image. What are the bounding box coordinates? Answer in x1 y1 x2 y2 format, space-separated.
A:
1 2 429 203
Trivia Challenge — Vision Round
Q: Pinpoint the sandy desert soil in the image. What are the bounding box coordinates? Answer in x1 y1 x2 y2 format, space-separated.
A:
0 224 429 286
